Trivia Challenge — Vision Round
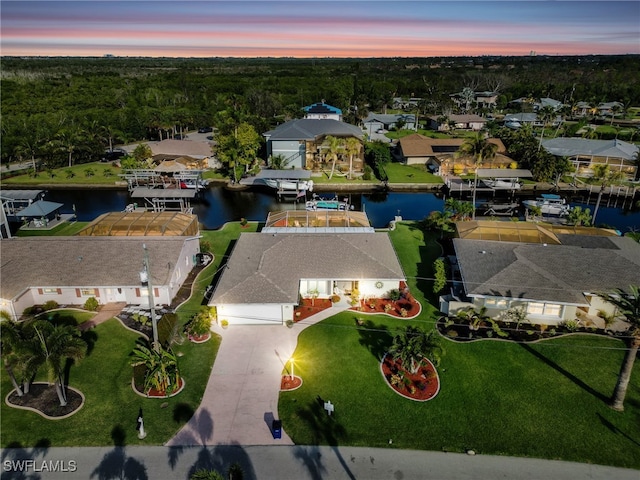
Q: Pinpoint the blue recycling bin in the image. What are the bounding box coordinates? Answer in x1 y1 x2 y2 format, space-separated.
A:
272 419 282 439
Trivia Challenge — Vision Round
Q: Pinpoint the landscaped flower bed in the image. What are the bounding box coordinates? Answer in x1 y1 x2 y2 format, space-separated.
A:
380 354 440 401
352 294 421 318
294 298 333 322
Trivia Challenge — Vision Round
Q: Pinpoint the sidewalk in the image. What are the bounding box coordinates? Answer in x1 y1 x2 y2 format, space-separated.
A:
78 302 126 331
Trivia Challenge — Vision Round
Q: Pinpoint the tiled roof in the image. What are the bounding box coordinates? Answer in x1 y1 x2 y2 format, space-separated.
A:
147 139 213 158
453 236 640 305
398 134 505 157
264 119 364 140
542 138 639 161
0 236 188 299
210 233 405 305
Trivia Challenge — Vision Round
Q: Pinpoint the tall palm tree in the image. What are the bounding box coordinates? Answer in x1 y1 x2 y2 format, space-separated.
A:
53 127 85 168
343 137 362 180
537 105 557 152
0 316 27 397
322 135 344 180
389 326 443 374
598 285 640 411
455 132 498 220
591 164 625 224
28 320 86 406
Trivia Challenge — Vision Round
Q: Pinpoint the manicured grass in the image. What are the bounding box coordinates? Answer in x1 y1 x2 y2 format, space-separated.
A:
384 163 444 184
278 222 640 468
309 172 379 185
16 221 89 236
1 162 127 186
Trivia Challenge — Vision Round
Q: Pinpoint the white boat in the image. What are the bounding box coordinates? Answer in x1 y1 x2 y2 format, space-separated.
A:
481 178 522 190
264 179 314 193
178 179 210 190
522 194 571 216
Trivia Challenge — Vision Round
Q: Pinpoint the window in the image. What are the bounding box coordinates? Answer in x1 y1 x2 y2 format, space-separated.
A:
81 288 97 296
527 302 562 317
42 288 59 295
484 297 509 309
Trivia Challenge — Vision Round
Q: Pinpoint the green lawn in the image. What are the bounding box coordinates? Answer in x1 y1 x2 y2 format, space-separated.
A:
0 223 260 448
16 221 89 236
384 163 444 184
309 172 379 185
278 222 640 468
1 162 128 186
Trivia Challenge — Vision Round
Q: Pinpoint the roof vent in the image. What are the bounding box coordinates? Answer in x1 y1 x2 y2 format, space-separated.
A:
480 250 486 254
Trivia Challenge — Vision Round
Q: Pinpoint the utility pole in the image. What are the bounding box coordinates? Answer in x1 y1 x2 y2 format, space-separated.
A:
141 244 159 351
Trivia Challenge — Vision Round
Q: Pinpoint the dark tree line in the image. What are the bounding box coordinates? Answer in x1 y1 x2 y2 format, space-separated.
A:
2 55 639 167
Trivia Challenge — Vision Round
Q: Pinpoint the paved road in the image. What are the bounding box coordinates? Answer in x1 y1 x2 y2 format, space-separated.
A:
1 445 637 480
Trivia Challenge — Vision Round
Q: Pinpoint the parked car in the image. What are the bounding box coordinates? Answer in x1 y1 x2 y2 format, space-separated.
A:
198 126 213 133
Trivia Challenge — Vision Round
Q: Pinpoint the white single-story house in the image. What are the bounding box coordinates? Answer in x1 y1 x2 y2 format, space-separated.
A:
440 226 640 326
0 236 201 320
541 137 639 179
209 232 406 325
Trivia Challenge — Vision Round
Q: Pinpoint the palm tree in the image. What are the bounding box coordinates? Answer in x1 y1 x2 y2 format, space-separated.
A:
130 341 180 395
343 137 362 180
28 320 87 406
598 285 640 411
388 326 443 374
424 210 454 238
322 135 344 180
0 315 27 397
455 132 498 220
591 164 625 224
537 105 557 152
53 127 85 168
445 198 474 221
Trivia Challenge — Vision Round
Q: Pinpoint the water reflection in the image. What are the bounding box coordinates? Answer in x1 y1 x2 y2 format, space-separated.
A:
44 186 638 232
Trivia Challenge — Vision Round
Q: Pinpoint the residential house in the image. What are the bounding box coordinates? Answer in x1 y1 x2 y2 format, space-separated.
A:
597 101 624 118
428 114 487 132
392 97 422 110
363 113 417 134
209 231 405 325
263 119 364 171
0 235 201 320
396 133 510 174
503 113 542 128
535 97 564 111
541 137 639 179
440 221 640 327
304 102 343 121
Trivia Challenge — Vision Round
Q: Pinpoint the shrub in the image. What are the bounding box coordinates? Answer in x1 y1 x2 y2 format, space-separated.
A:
185 307 212 337
362 165 374 180
388 288 401 302
221 319 229 328
446 330 458 338
400 308 408 317
42 300 59 311
285 319 294 328
433 258 447 293
561 319 580 332
22 306 38 316
331 294 340 303
384 303 394 313
84 297 99 311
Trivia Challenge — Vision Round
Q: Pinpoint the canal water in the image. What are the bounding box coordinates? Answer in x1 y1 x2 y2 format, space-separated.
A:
45 186 640 233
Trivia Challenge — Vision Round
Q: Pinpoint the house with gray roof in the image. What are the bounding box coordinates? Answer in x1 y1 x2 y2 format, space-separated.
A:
0 236 200 320
442 234 640 326
363 113 417 134
209 232 405 325
428 114 487 132
263 119 364 170
541 138 639 179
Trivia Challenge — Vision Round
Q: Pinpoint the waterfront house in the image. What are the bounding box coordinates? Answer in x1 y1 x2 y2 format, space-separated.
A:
541 137 639 179
439 221 640 327
0 235 201 320
263 118 364 170
209 230 405 325
427 114 487 132
396 134 510 173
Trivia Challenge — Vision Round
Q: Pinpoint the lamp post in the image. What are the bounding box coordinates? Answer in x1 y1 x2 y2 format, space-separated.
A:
140 244 159 351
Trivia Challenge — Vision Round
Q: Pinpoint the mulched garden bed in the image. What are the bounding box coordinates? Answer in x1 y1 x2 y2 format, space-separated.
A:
6 383 83 418
435 316 621 343
294 298 333 322
381 355 440 401
281 375 303 391
351 295 421 318
118 315 152 338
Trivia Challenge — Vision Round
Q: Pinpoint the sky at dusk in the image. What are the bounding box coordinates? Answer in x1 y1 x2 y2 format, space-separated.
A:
1 1 639 58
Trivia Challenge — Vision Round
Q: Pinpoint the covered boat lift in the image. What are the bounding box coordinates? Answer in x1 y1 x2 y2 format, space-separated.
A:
129 187 197 213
